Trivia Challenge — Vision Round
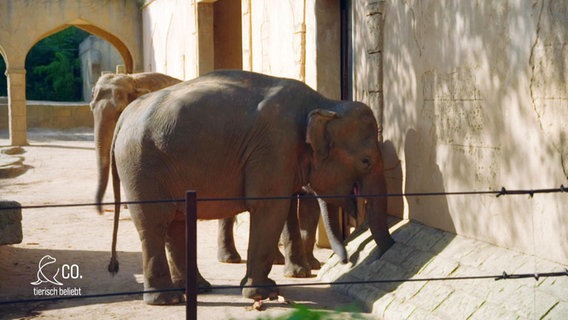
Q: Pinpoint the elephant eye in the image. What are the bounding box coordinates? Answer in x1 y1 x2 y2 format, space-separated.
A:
359 158 372 171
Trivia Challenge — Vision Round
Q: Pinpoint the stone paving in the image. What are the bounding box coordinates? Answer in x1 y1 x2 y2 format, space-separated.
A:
319 220 568 319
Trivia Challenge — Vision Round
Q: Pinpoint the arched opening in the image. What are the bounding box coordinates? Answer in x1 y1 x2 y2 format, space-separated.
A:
0 49 7 133
25 27 88 102
24 26 125 131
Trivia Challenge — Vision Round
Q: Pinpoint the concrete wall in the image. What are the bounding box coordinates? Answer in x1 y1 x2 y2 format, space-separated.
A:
141 0 199 79
374 0 567 264
0 102 92 130
142 0 339 95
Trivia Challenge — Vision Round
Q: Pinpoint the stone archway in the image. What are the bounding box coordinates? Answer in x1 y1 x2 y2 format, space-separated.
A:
0 0 142 146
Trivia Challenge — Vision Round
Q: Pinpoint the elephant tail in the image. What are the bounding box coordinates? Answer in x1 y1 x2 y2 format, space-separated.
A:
108 144 120 275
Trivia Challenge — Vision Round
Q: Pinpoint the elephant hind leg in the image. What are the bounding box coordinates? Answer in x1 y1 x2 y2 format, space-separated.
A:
166 215 211 293
217 217 242 263
130 200 185 305
138 228 184 305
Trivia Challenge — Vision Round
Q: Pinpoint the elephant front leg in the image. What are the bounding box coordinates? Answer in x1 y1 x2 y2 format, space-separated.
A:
298 195 322 270
281 196 311 278
217 217 242 263
241 202 289 300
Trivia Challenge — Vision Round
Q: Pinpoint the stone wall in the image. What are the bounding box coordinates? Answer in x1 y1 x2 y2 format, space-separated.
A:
141 0 199 80
140 0 568 265
0 102 92 130
378 0 567 264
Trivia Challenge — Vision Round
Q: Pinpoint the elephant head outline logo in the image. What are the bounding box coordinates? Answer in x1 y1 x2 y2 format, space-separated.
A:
31 255 64 286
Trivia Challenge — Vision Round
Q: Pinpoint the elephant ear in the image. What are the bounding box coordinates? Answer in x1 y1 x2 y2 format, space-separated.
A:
127 87 151 103
306 109 339 164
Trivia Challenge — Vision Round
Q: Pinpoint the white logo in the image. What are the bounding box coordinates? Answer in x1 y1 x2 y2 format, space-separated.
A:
31 255 64 286
31 255 83 297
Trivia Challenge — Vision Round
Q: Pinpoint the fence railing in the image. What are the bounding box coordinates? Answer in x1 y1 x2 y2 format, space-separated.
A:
0 185 566 320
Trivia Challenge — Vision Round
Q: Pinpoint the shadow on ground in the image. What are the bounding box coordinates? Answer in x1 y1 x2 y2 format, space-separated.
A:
0 246 142 318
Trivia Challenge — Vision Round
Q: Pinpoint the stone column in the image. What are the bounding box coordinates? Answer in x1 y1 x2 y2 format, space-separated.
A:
196 1 215 76
365 1 385 142
5 67 27 146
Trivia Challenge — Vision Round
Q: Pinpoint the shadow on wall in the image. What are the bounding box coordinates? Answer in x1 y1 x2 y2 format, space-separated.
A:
381 140 404 219
404 129 454 233
380 0 567 262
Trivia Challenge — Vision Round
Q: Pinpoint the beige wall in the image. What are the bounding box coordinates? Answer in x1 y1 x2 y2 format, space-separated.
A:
375 0 567 264
244 0 340 98
142 0 199 79
0 102 92 130
142 0 339 96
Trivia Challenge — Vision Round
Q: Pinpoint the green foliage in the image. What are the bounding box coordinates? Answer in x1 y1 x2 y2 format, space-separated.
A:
0 56 6 97
25 27 89 101
255 304 367 320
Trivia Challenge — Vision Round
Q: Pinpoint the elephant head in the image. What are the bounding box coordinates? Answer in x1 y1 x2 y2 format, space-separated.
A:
306 102 394 262
91 73 181 212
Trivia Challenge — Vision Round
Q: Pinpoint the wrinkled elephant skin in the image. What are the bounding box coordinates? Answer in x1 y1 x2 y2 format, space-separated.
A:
107 70 394 304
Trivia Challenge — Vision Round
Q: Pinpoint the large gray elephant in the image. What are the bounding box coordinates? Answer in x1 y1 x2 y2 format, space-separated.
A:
91 72 182 210
90 72 316 273
105 70 394 304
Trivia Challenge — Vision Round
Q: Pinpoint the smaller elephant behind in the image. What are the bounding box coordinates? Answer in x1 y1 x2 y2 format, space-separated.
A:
91 72 182 211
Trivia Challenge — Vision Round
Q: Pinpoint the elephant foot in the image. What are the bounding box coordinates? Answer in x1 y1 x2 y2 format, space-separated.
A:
307 255 321 270
284 262 311 278
197 276 213 293
273 249 285 265
217 247 242 264
144 289 185 305
376 235 395 257
241 277 279 301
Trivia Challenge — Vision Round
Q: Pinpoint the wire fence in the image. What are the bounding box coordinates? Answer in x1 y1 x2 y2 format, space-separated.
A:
2 268 568 307
0 185 565 211
0 185 566 316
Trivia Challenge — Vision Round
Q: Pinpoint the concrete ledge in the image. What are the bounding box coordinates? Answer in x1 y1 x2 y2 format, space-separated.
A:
0 101 93 130
319 220 568 319
0 200 23 245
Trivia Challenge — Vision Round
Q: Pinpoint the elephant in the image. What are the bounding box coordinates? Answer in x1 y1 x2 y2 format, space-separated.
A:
91 72 182 212
89 71 319 275
104 70 394 305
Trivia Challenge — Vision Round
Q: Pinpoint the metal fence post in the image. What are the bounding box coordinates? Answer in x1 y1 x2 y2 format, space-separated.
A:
185 191 197 320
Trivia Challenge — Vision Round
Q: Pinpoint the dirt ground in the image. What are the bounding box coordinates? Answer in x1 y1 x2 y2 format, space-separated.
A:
0 128 372 320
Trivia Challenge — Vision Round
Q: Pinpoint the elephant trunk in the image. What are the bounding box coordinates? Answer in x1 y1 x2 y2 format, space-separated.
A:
314 194 348 264
94 119 117 214
359 162 395 255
